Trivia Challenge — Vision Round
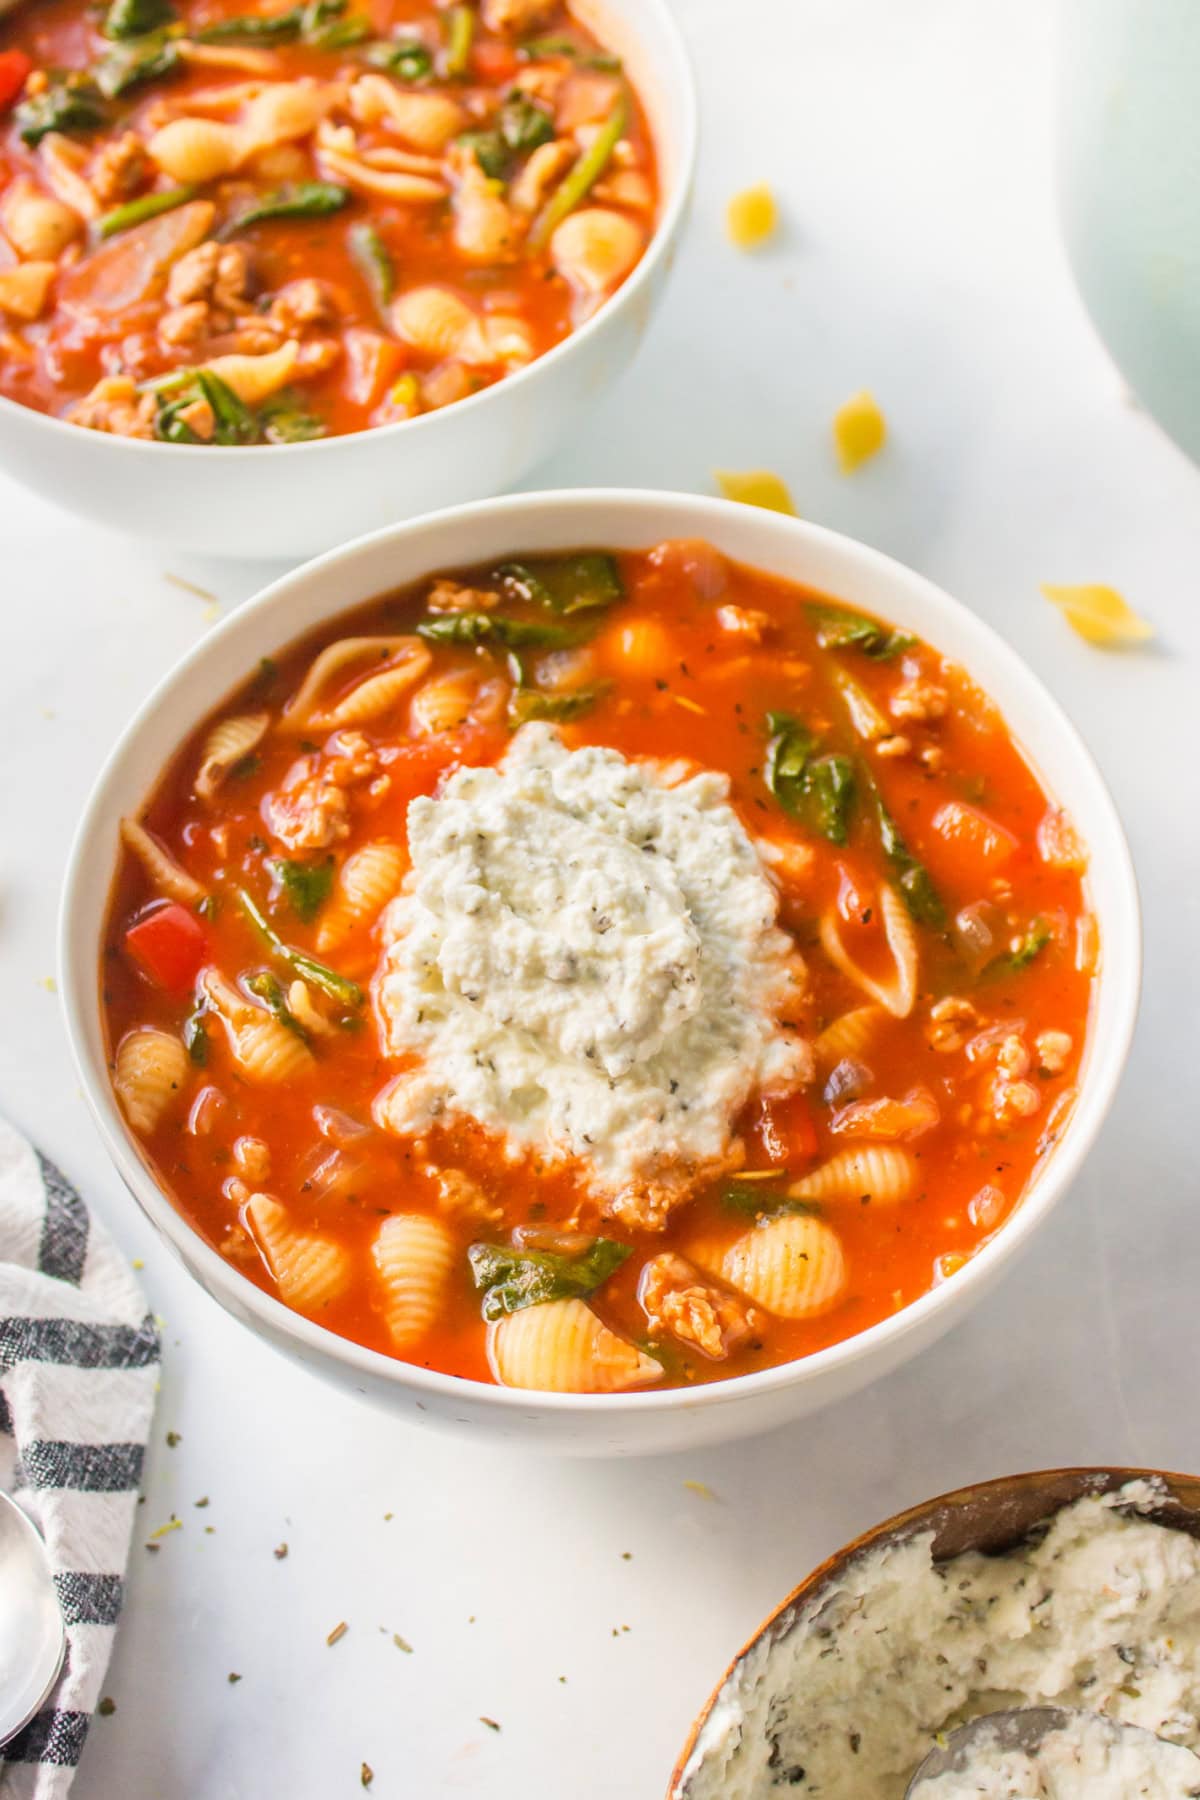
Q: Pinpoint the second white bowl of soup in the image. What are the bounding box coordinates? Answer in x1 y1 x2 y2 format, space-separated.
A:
0 0 695 558
59 490 1139 1454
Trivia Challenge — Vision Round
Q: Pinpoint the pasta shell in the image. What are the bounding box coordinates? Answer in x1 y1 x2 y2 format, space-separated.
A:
286 980 336 1036
200 967 315 1083
316 657 431 729
487 1298 662 1394
316 143 446 203
147 116 243 183
177 39 283 74
1 178 80 260
199 341 299 407
114 1027 191 1135
238 80 333 153
390 287 488 363
408 670 480 738
371 1213 456 1349
245 1193 350 1311
721 1215 847 1319
281 636 431 732
819 884 918 1019
348 77 465 150
550 207 645 296
814 1005 885 1068
194 712 270 802
120 816 206 906
38 132 100 221
315 842 405 953
788 1145 918 1207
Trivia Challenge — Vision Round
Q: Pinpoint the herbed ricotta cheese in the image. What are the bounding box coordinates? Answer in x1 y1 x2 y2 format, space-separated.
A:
679 1483 1200 1800
374 724 810 1225
911 1712 1200 1799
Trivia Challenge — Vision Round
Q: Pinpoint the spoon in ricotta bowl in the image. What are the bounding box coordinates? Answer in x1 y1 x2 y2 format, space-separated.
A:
905 1707 1200 1800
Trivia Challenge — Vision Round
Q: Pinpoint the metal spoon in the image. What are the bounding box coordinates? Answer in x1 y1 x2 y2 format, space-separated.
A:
906 1706 1200 1796
0 1492 65 1750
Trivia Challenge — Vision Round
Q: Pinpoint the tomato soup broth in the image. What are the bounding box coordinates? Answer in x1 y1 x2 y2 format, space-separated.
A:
100 540 1095 1393
0 0 656 442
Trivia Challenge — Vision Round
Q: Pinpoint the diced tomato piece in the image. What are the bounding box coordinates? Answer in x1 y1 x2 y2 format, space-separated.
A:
0 50 32 111
931 801 1019 875
752 1091 820 1166
343 327 406 410
471 40 519 82
124 903 208 993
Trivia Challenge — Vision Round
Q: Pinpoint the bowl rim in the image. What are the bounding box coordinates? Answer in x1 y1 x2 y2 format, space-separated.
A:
667 1463 1200 1795
58 486 1142 1419
0 0 697 460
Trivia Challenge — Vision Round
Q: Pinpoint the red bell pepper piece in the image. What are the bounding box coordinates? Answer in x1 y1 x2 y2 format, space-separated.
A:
754 1091 820 1166
0 51 32 113
124 903 208 993
471 40 519 82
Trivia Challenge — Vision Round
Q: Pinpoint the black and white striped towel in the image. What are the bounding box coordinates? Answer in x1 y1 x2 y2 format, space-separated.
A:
0 1118 160 1798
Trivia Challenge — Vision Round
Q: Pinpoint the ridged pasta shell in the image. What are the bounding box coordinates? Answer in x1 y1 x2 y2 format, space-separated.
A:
408 670 479 738
315 842 405 953
316 656 432 729
487 1298 662 1394
245 1193 350 1312
120 816 206 906
348 77 465 150
550 208 645 296
788 1145 918 1207
199 341 299 407
814 1005 885 1068
281 636 431 732
114 1027 191 1135
819 884 918 1019
317 144 446 203
238 80 333 153
147 116 243 183
390 287 488 363
721 1215 848 1320
200 967 315 1083
371 1213 456 1349
194 712 270 802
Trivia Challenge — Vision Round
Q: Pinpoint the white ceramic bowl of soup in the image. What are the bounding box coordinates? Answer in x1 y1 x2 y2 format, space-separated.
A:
58 489 1141 1456
0 1 695 562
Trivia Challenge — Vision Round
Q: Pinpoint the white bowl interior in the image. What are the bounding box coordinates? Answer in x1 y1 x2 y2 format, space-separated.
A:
59 490 1141 1440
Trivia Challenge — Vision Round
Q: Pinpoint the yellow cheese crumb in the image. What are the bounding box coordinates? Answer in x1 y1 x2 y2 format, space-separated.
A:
202 601 222 626
39 976 57 993
683 1480 716 1501
833 390 887 472
149 1517 182 1539
726 183 778 250
714 468 796 515
1040 583 1154 648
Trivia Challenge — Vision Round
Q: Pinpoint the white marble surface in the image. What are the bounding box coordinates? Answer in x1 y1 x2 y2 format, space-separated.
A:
2 0 1199 1793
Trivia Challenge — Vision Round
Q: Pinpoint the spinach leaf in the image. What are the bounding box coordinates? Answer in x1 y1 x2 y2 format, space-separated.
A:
98 183 195 238
197 5 304 41
153 370 258 445
102 0 176 37
498 89 554 155
364 34 433 79
245 970 308 1039
16 76 107 146
507 683 608 727
519 33 620 70
495 552 623 615
468 1237 632 1322
417 612 577 650
765 712 856 846
348 220 394 310
94 32 179 97
237 887 364 1009
259 390 327 443
809 603 914 661
268 855 335 924
1000 917 1053 973
723 1184 813 1220
222 180 350 234
859 766 946 929
457 128 510 180
305 8 370 49
183 1008 208 1066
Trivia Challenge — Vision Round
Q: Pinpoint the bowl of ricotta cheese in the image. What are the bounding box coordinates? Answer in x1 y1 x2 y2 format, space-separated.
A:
670 1467 1200 1799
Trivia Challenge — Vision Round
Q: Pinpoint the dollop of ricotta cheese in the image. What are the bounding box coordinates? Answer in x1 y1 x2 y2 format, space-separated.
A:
678 1483 1200 1800
911 1712 1200 1800
374 724 810 1224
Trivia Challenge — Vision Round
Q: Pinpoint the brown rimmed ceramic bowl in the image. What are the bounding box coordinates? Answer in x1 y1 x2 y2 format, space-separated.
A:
668 1465 1200 1797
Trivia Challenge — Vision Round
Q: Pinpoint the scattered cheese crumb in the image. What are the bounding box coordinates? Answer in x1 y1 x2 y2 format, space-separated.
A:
39 976 57 994
683 1480 717 1502
480 1717 501 1733
326 1621 348 1646
148 1517 181 1539
393 1633 412 1653
714 468 796 514
833 390 887 472
1040 583 1154 647
131 1258 144 1271
726 182 778 250
164 572 218 603
202 601 222 626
